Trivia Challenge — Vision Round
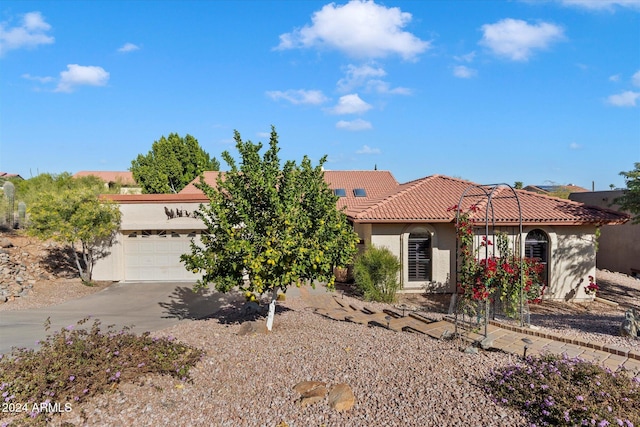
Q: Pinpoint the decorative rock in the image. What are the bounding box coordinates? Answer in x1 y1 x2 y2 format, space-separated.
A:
328 383 355 412
0 238 13 248
464 346 479 355
480 337 494 350
620 308 640 339
293 381 326 395
294 381 328 407
237 320 267 336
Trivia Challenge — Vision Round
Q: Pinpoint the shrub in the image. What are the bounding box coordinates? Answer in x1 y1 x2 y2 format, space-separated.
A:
0 317 204 426
353 245 401 303
484 353 640 427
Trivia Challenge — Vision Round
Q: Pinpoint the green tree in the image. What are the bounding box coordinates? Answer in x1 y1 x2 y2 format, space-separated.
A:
27 174 121 282
181 127 360 330
514 181 523 189
615 162 640 224
130 133 220 194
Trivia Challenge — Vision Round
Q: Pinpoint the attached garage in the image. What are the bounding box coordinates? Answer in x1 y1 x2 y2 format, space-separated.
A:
93 193 209 282
122 230 202 281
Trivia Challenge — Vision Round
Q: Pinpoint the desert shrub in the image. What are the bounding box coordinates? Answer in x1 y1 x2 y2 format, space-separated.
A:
0 317 204 426
484 353 640 427
353 245 400 303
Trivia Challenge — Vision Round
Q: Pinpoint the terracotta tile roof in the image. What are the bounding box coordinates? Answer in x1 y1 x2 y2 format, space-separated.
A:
322 170 399 211
179 170 399 211
101 193 208 203
74 171 137 186
180 171 223 194
0 172 22 179
347 175 629 226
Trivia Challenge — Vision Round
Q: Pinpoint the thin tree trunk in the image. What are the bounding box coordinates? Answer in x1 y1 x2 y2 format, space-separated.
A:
266 287 279 331
70 243 88 282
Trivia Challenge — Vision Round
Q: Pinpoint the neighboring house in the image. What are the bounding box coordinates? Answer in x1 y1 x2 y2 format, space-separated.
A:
0 172 23 183
74 171 142 194
94 171 628 301
569 190 640 277
523 184 589 198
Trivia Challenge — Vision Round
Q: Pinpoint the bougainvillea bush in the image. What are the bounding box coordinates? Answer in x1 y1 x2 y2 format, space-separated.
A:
485 354 640 427
454 205 546 319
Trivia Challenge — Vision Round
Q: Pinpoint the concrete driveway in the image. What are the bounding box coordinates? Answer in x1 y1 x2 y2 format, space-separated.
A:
0 281 246 356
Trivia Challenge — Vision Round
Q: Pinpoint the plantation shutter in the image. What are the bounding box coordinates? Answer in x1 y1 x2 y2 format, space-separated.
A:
408 233 431 281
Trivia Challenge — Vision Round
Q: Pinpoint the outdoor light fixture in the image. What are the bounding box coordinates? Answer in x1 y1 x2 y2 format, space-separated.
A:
385 315 392 329
522 337 533 358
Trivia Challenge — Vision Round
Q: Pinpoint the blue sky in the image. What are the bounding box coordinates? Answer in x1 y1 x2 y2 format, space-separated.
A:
1 0 639 190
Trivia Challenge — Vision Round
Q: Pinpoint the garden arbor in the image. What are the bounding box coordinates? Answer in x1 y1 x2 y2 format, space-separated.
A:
453 183 544 338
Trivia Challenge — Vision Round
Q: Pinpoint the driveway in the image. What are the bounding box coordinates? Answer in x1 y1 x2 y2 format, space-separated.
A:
0 281 246 356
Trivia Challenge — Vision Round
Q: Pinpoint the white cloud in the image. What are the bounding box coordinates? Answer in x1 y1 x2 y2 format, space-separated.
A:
606 91 640 107
479 18 564 61
558 0 640 10
609 74 620 82
454 51 476 63
336 119 373 131
329 94 372 114
266 89 328 105
21 73 54 83
0 11 54 56
275 0 430 60
569 142 582 150
453 65 477 78
337 64 386 92
356 144 380 153
55 64 110 93
632 70 640 87
337 64 411 95
118 42 140 53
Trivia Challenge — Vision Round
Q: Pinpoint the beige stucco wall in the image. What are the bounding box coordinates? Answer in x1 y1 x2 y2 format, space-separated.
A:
357 221 597 300
569 191 639 276
366 223 456 293
92 202 206 281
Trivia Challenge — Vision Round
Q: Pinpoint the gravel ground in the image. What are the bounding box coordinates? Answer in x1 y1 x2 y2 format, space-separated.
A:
1 232 638 426
47 296 528 427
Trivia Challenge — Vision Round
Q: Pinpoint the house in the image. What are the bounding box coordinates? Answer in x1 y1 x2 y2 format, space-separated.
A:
0 172 23 183
569 190 640 277
74 171 142 194
523 184 589 198
93 171 628 301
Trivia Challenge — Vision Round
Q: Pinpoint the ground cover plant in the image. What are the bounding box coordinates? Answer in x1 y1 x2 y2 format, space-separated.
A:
0 317 204 426
484 353 640 427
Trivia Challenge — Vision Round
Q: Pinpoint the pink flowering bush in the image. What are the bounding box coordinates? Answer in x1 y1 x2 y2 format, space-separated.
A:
585 275 600 296
485 354 639 427
0 317 203 426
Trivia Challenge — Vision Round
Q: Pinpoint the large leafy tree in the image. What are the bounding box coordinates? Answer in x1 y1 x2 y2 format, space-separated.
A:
181 127 360 330
615 162 640 223
130 133 220 194
27 174 121 282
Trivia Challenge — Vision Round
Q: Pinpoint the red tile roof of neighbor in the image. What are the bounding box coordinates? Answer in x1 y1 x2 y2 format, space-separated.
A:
74 171 137 186
346 175 629 226
179 171 223 194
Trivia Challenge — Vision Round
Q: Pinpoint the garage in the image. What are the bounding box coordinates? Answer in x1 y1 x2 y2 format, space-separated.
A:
122 230 201 281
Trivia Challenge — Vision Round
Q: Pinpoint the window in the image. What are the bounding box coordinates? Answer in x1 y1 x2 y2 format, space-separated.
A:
127 231 138 238
157 230 167 238
353 188 367 197
525 229 549 284
408 232 431 281
141 230 152 238
333 188 346 197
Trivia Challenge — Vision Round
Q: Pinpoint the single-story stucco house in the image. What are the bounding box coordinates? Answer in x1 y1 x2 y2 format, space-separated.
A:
95 171 628 301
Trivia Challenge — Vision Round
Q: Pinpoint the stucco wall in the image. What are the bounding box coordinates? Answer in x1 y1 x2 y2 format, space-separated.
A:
569 191 639 276
93 202 206 281
368 222 456 293
360 221 597 300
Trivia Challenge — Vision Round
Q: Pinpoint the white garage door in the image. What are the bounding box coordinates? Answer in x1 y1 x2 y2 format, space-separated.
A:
123 230 201 281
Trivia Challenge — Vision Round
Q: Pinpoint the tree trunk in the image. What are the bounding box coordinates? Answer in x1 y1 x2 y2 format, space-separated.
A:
265 287 279 331
71 243 89 282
